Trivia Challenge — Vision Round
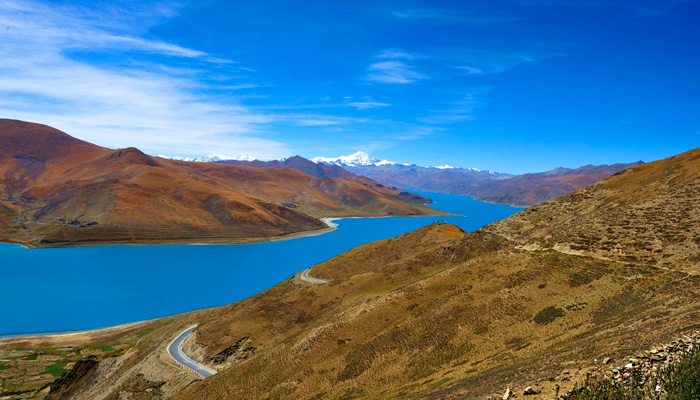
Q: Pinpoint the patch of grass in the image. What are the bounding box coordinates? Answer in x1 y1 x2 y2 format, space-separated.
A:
92 344 116 352
533 306 565 325
337 387 366 400
40 362 68 377
666 348 700 399
24 354 38 360
568 266 608 287
0 363 12 370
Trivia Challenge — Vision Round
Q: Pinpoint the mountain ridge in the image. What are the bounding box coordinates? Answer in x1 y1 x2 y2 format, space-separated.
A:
223 150 642 206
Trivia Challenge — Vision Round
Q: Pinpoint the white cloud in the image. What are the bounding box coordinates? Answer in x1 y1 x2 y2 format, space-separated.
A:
376 48 416 59
451 51 537 74
455 66 484 75
366 61 428 84
295 119 341 126
387 7 520 25
0 0 290 159
349 102 390 110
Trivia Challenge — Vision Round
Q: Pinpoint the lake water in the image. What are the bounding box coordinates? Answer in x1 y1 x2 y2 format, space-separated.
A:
0 191 521 336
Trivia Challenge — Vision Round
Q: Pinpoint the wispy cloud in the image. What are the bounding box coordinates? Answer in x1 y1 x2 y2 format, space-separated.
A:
455 66 485 75
387 7 520 25
294 119 341 126
419 90 490 125
0 0 289 159
366 61 428 84
376 48 417 59
452 51 536 74
349 101 390 110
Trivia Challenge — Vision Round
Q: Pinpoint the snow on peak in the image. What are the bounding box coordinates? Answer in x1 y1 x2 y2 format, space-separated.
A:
433 165 455 169
155 153 256 162
312 151 395 167
200 154 256 162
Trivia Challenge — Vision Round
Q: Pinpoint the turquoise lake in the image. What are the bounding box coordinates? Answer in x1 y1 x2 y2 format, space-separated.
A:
0 191 521 336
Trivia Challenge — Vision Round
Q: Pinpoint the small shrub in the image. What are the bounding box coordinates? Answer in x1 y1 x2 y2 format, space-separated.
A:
563 347 700 399
533 306 565 324
665 349 700 399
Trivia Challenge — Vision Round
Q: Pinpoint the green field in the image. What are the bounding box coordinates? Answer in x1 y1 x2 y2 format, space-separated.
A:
40 362 68 377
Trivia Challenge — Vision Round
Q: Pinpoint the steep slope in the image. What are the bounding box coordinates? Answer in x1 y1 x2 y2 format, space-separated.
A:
0 120 438 247
485 148 700 273
167 148 699 399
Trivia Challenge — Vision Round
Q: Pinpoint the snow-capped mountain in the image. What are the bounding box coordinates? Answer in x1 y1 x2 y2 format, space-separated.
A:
156 153 256 162
312 151 395 167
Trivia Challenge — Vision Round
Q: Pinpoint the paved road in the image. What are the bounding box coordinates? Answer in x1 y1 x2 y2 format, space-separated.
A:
300 267 330 284
167 326 217 379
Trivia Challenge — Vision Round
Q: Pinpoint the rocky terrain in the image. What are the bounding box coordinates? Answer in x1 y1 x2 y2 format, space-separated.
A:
0 119 438 247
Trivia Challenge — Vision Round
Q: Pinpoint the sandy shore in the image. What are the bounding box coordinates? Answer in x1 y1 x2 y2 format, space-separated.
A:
0 319 158 347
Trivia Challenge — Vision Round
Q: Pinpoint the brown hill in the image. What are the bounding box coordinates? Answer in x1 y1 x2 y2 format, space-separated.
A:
485 148 700 272
0 119 438 247
469 162 645 206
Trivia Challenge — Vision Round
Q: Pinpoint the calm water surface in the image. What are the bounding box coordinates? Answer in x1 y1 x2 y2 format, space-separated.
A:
0 191 521 336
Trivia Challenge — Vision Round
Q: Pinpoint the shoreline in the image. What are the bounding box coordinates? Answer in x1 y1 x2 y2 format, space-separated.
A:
0 319 155 343
0 210 451 250
409 188 529 209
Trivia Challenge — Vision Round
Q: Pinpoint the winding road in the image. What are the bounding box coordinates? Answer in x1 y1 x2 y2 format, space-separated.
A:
300 267 330 284
167 326 217 379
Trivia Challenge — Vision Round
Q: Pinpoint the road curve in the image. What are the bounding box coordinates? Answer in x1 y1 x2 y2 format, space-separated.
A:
167 326 217 379
300 267 330 284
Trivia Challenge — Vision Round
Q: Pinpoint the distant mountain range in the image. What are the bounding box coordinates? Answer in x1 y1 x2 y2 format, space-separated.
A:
218 155 358 180
220 151 643 207
0 120 437 247
157 153 256 162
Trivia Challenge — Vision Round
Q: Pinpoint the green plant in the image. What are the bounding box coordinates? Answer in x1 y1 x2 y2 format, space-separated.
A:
665 349 700 400
533 306 565 324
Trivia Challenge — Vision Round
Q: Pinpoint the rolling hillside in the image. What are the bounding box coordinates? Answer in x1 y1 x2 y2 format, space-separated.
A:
0 119 437 247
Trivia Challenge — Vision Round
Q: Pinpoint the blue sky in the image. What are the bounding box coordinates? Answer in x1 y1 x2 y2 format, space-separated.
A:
0 0 698 174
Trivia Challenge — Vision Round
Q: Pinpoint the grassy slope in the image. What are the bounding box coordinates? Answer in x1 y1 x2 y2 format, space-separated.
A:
172 225 700 399
167 148 700 399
